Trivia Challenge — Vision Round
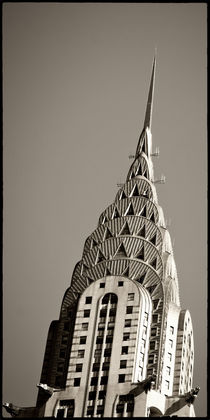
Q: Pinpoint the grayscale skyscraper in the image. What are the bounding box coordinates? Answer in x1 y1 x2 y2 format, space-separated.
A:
4 58 199 417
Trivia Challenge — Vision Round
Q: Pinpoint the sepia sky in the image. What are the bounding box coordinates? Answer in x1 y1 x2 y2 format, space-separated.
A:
3 3 207 417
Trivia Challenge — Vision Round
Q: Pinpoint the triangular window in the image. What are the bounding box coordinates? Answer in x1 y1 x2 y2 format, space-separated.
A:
112 207 120 219
125 203 135 216
96 249 106 264
123 266 130 277
150 257 157 269
102 215 108 224
130 171 135 179
114 243 127 258
135 247 144 260
136 163 142 176
120 222 130 236
140 206 147 217
150 212 155 223
82 263 89 272
146 284 157 295
150 233 156 245
105 266 112 276
142 141 146 154
87 278 94 285
104 227 113 240
137 272 146 284
130 184 139 197
91 238 98 248
144 170 149 179
120 190 127 200
137 225 145 238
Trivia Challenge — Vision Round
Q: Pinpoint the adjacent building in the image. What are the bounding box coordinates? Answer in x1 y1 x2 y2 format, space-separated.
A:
4 58 199 417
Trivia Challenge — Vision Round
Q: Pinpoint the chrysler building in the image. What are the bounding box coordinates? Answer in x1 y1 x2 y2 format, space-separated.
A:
4 58 199 417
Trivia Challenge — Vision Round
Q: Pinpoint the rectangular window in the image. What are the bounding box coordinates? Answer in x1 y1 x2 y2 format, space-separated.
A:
106 335 113 343
107 322 115 330
124 319 131 327
120 360 127 369
86 407 94 416
165 380 170 390
77 349 85 358
88 391 96 400
100 283 105 288
118 374 125 383
84 309 90 318
168 353 172 362
92 363 100 372
126 306 133 314
143 325 147 335
150 341 156 350
152 314 158 323
151 328 157 336
98 390 106 399
169 326 174 334
96 336 103 344
59 349 66 359
76 364 83 372
74 378 80 387
104 348 111 357
94 349 101 357
148 355 154 364
121 346 128 355
169 339 173 348
82 322 88 331
90 376 98 386
61 335 68 344
79 336 87 345
102 362 110 371
57 408 65 418
147 368 153 376
85 296 92 304
60 399 74 406
141 338 146 348
118 281 124 287
100 376 108 385
139 352 144 363
128 293 134 301
57 362 64 372
98 322 105 331
116 403 124 414
166 366 171 375
109 308 116 316
97 406 104 415
64 321 70 331
123 332 130 341
100 308 107 317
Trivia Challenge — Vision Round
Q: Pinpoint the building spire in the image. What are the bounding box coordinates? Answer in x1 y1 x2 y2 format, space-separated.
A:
143 54 156 130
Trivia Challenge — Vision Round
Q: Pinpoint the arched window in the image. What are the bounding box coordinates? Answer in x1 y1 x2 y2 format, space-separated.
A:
102 293 118 304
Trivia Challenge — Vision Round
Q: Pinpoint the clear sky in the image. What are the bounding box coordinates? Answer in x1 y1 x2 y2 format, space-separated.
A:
3 2 207 417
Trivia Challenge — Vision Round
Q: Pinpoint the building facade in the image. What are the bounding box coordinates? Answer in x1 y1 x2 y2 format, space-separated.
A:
4 58 199 417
